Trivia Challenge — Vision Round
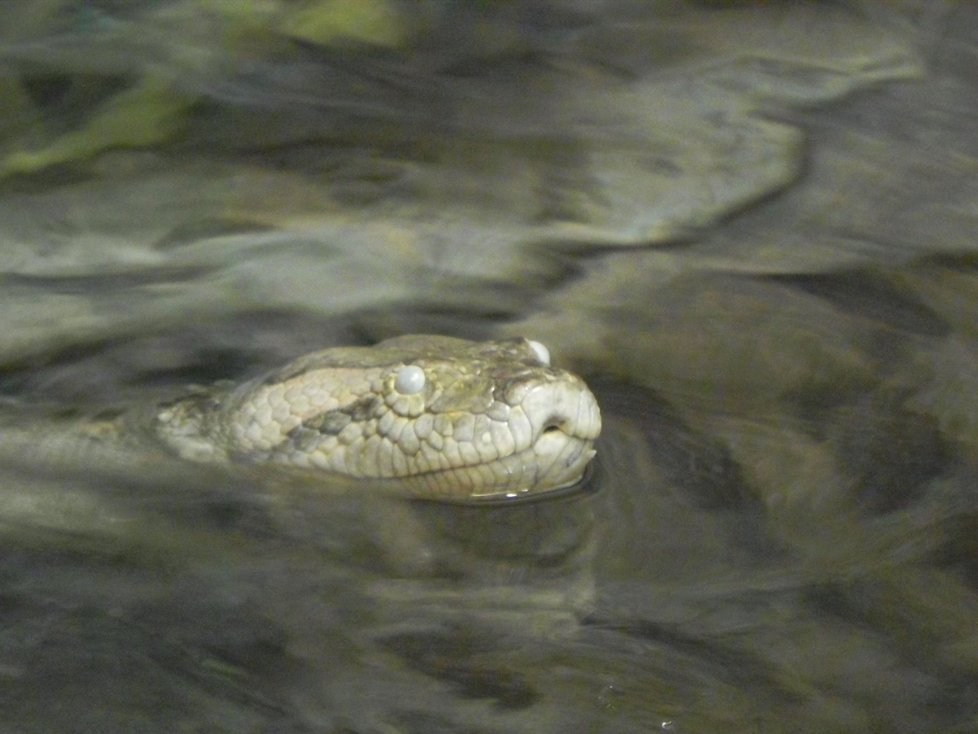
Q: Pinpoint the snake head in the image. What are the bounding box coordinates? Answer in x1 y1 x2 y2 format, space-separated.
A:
157 336 601 502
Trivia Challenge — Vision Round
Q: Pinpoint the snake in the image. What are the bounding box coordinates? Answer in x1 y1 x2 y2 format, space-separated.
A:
54 334 601 503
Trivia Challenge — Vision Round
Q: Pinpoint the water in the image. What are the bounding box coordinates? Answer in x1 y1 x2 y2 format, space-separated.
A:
1 2 977 732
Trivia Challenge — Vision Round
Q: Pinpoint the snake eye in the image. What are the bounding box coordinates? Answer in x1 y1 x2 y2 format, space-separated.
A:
394 365 426 395
527 339 551 366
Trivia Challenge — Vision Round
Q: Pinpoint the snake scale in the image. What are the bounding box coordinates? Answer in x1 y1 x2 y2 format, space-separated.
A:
8 335 601 503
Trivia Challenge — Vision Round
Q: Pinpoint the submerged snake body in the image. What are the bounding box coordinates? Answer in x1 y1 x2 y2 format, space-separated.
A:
153 335 601 501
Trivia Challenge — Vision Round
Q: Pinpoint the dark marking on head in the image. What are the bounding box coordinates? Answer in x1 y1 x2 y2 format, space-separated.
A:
343 395 381 422
285 396 380 444
289 409 351 439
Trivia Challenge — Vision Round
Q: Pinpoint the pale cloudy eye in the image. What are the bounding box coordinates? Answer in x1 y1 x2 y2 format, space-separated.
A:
394 365 426 394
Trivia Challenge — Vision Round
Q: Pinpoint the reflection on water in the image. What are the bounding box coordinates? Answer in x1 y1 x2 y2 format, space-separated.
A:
1 2 978 732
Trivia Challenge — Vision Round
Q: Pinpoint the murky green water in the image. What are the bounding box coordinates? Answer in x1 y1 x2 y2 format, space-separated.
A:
1 3 977 732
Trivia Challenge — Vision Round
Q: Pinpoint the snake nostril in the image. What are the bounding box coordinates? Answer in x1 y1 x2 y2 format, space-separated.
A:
542 417 566 434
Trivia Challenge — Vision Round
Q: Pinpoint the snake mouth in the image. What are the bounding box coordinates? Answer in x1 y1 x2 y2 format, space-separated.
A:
402 433 598 502
450 459 599 506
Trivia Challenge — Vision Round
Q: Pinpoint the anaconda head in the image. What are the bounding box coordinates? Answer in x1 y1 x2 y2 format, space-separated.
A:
155 335 601 502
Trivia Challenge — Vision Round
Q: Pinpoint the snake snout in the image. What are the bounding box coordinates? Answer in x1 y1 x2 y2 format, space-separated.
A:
520 377 602 443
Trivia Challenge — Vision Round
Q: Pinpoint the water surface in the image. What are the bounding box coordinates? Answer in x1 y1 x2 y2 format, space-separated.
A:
1 3 977 732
